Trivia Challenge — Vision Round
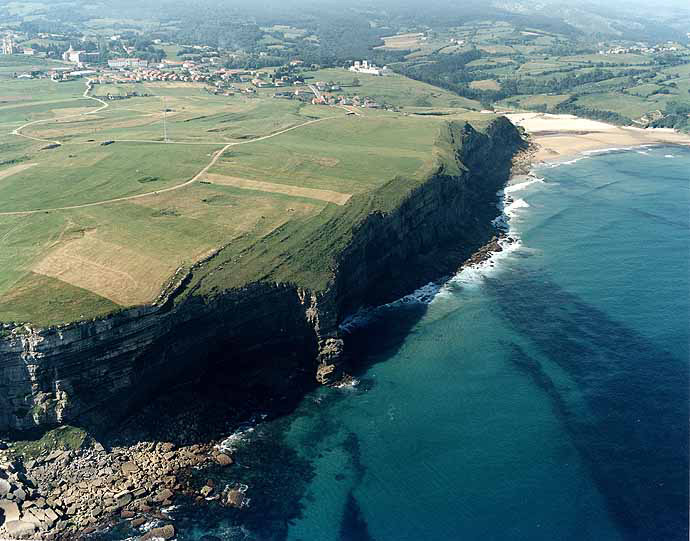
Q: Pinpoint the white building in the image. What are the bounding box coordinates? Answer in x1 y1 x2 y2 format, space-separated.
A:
2 36 18 55
62 46 100 64
349 60 384 76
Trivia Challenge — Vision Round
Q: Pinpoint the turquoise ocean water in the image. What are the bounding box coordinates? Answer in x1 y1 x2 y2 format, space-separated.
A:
101 145 689 540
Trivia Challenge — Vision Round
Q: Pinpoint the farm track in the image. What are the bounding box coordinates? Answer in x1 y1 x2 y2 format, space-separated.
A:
2 81 349 215
10 83 110 145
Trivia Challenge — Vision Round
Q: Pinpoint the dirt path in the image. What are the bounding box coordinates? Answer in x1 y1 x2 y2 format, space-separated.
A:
11 81 343 146
3 82 349 216
0 162 36 182
11 82 109 145
0 143 232 216
110 114 337 146
0 115 340 216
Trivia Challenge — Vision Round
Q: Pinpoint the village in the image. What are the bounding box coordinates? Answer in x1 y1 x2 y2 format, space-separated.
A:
2 33 389 109
598 41 682 55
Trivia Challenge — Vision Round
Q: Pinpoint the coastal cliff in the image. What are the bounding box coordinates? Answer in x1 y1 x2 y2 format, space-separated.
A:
0 117 525 434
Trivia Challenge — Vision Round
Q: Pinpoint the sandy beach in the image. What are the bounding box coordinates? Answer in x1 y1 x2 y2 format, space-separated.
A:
505 112 690 162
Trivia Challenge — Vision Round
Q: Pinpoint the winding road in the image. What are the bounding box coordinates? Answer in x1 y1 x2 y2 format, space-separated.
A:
11 82 110 145
2 81 347 216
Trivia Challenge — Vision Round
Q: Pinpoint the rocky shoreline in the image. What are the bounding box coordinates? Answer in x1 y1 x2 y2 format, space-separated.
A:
457 141 537 271
0 227 520 541
0 430 246 540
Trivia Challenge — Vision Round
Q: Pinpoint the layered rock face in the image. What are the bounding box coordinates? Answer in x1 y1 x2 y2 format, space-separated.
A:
331 117 522 316
0 118 524 434
1 284 318 432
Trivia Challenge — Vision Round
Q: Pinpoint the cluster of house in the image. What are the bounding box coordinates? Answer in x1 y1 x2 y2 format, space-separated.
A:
273 89 317 102
107 58 149 69
322 94 382 108
49 69 98 81
599 42 681 55
130 67 210 83
251 76 298 88
274 88 382 109
312 81 340 92
102 91 144 101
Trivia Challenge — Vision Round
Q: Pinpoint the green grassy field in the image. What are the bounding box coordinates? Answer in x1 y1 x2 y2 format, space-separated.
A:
0 54 71 76
305 68 481 109
573 92 668 119
0 73 487 326
208 111 442 194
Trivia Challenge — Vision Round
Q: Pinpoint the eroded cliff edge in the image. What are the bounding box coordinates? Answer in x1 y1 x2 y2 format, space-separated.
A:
0 117 525 434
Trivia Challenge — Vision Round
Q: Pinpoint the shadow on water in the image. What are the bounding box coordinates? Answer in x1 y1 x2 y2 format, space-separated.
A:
339 491 375 541
84 284 433 540
343 301 432 378
486 270 689 541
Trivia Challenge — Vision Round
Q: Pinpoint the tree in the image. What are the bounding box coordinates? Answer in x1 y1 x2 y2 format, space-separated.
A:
98 39 110 64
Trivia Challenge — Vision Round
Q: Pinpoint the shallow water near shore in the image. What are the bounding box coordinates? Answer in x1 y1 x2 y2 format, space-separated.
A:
97 145 689 540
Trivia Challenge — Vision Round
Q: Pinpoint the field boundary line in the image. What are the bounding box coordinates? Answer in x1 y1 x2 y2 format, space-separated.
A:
0 114 341 215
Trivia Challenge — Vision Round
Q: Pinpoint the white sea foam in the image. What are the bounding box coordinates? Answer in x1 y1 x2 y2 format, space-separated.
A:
582 147 627 155
664 154 675 158
219 426 255 453
448 237 523 288
542 155 588 168
339 282 440 332
560 156 586 164
504 176 545 194
505 198 530 217
543 143 662 168
138 519 164 533
339 170 544 332
441 180 538 288
334 377 360 390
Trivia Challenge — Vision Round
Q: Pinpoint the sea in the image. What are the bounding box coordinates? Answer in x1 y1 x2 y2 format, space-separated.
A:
100 145 689 541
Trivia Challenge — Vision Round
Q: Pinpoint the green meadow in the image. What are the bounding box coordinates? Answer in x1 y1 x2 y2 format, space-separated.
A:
0 73 486 326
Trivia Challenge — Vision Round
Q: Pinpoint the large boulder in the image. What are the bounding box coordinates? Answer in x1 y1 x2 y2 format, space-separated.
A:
4 519 37 538
12 487 26 502
140 523 175 540
24 507 56 528
214 453 233 466
152 488 173 503
0 500 20 524
114 490 132 508
225 489 246 508
121 461 140 475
